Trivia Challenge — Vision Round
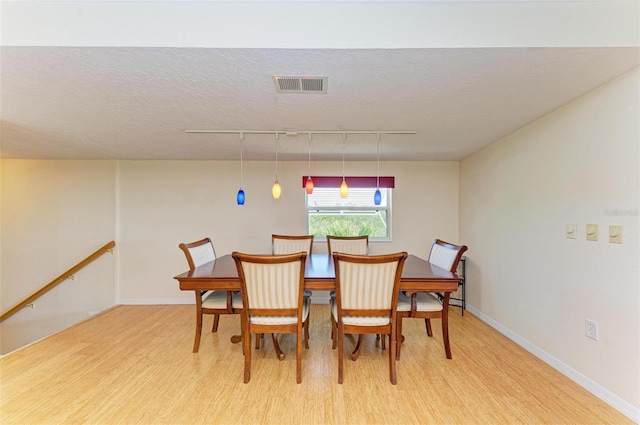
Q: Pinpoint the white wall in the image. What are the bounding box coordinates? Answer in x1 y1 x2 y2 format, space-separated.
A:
116 160 459 303
459 68 639 416
0 160 117 354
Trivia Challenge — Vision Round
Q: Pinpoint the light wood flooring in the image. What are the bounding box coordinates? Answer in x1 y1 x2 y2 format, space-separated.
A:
0 304 632 424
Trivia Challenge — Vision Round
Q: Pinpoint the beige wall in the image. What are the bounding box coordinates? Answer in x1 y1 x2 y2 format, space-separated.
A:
0 160 117 354
460 68 639 412
116 160 459 303
0 159 458 353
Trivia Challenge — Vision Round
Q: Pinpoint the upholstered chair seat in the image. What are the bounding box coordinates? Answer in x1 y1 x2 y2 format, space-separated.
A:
331 297 390 326
396 292 442 313
251 297 310 325
202 290 243 310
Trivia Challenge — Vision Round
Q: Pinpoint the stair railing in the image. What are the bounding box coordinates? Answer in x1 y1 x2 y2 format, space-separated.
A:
0 241 116 323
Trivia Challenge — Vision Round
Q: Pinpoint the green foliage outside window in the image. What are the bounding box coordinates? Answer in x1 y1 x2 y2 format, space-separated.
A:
309 212 387 238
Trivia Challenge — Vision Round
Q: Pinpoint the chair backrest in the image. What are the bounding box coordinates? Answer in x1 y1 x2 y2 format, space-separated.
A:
428 239 468 273
327 235 369 256
333 252 407 312
232 252 307 314
272 234 314 256
179 237 217 269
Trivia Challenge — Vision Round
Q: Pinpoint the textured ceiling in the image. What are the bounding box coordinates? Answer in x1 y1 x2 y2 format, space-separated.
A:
1 46 638 161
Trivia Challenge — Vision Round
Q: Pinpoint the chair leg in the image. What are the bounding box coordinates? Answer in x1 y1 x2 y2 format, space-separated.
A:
396 316 403 360
272 334 285 361
389 330 397 385
211 314 220 332
303 317 310 349
255 333 261 349
425 318 433 337
331 318 337 349
243 332 252 383
351 334 364 361
337 326 344 384
381 334 386 350
296 328 303 384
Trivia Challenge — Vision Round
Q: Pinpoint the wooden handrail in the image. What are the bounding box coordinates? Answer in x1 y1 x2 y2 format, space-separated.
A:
0 241 116 323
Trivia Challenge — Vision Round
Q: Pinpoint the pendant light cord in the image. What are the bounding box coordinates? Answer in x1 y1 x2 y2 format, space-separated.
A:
274 133 279 180
376 132 380 188
307 133 312 177
342 133 346 182
240 133 244 188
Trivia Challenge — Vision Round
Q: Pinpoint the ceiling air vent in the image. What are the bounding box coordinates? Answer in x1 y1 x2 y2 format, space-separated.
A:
273 76 328 94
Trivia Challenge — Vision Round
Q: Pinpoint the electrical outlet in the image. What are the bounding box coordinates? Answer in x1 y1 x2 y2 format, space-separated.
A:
586 224 599 241
585 319 598 341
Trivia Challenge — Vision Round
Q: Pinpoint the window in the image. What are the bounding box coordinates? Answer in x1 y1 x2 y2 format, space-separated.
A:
306 187 392 241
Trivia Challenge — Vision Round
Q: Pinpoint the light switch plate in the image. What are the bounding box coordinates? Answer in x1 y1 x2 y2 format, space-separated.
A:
586 224 599 241
566 224 577 239
609 225 623 244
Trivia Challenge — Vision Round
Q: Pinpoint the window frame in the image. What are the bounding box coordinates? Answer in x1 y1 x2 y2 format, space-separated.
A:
305 187 392 242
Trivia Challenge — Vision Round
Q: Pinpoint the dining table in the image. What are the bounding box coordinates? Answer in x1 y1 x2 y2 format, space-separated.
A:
174 253 461 292
174 253 462 347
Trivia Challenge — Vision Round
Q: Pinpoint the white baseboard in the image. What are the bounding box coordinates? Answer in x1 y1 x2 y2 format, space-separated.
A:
466 304 639 424
117 298 193 305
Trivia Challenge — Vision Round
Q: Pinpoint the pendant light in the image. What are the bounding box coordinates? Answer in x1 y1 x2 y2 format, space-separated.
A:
236 133 245 205
272 133 281 199
305 132 314 194
374 133 382 206
340 133 348 198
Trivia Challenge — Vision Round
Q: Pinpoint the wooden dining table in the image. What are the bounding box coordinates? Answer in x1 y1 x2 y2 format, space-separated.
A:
174 253 462 347
174 253 461 293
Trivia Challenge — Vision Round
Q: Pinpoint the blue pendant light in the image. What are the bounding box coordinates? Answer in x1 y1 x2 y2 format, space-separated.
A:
237 189 245 205
374 133 382 206
237 133 245 205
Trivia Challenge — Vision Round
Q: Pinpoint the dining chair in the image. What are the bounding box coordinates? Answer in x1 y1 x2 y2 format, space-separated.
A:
272 234 314 256
179 237 242 353
232 251 309 384
267 234 314 356
396 238 468 360
327 235 382 356
331 251 407 384
327 235 368 256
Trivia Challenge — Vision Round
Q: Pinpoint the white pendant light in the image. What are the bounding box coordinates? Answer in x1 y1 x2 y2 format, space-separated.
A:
272 133 281 199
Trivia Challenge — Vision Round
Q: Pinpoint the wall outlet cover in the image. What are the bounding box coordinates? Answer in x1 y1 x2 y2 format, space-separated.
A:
586 224 599 241
609 225 623 244
566 224 577 239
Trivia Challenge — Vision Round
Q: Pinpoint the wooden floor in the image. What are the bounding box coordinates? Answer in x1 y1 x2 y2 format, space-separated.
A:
0 304 632 425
